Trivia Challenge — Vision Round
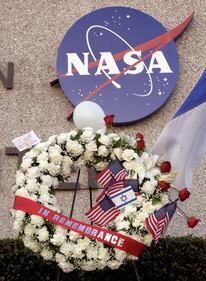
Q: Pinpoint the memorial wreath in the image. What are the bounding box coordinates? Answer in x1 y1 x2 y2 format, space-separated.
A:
11 126 197 272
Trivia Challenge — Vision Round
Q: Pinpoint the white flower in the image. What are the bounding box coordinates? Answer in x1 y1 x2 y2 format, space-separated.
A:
158 172 177 183
15 187 31 199
47 135 57 146
107 260 122 270
84 150 94 162
37 226 49 242
21 158 33 171
15 171 26 186
15 210 26 220
47 163 60 176
80 127 94 142
60 242 73 256
26 178 40 192
41 175 54 187
86 245 98 259
30 215 44 226
35 142 48 152
59 261 74 273
85 141 97 152
24 223 36 236
114 249 127 261
57 133 68 145
67 130 77 139
13 220 22 231
49 145 63 164
111 148 123 160
27 167 41 178
51 233 66 246
95 162 107 171
142 201 155 214
122 149 136 162
39 184 49 194
23 236 40 253
37 151 49 163
143 233 153 246
98 145 109 157
81 260 97 271
69 230 80 241
40 248 53 260
141 152 159 170
97 247 110 261
39 161 49 172
141 181 156 195
161 193 169 205
99 134 111 146
61 156 73 177
115 220 130 231
66 140 84 157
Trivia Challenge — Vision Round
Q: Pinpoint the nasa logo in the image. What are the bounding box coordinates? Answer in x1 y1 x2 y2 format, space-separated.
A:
57 7 180 124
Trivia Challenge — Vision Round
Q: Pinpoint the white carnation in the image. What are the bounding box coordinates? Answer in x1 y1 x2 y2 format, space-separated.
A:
13 220 23 231
122 149 136 162
27 166 41 178
15 171 26 186
21 158 33 171
26 178 40 192
40 248 53 260
30 215 44 226
15 187 31 199
99 134 111 146
80 127 94 142
24 223 36 236
47 163 60 176
86 141 97 151
60 242 73 256
41 175 54 187
111 148 123 160
141 181 156 195
114 248 127 261
66 140 84 157
115 220 130 231
51 233 66 246
95 161 107 171
98 145 109 157
23 236 40 253
37 226 49 242
37 151 49 163
107 260 122 270
57 133 68 145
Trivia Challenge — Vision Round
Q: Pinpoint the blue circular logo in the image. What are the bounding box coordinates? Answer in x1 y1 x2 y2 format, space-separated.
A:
57 6 179 124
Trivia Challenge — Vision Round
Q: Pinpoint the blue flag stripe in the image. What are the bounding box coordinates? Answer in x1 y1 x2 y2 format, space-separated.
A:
117 198 137 209
174 69 206 118
109 187 133 199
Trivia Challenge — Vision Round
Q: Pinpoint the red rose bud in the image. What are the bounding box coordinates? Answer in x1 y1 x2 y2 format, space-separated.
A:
159 181 170 192
136 140 145 151
104 114 115 125
187 216 200 228
178 188 190 201
160 161 171 173
136 133 144 141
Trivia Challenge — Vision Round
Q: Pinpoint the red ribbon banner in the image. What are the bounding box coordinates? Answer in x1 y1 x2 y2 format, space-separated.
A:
13 196 145 257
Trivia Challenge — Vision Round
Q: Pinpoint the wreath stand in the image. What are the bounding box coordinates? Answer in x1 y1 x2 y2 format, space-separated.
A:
56 169 141 281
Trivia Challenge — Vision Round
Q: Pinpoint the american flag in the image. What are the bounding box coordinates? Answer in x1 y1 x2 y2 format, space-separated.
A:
146 201 177 242
86 196 120 226
96 159 128 188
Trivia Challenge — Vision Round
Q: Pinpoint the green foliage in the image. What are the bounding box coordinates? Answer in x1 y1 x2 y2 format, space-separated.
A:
0 236 205 281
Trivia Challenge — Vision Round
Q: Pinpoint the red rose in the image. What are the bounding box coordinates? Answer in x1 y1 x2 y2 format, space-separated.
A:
187 216 200 228
160 161 171 173
178 188 190 201
104 114 115 125
136 140 145 151
136 133 144 141
159 181 170 192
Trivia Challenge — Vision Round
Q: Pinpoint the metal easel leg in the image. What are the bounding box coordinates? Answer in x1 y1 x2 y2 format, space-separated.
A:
56 169 81 281
132 261 141 281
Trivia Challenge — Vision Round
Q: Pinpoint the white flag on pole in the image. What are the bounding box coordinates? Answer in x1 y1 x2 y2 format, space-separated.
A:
152 69 206 188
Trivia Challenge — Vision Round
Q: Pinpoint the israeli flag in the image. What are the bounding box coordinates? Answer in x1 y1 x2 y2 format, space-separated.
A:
109 186 137 209
152 69 206 189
